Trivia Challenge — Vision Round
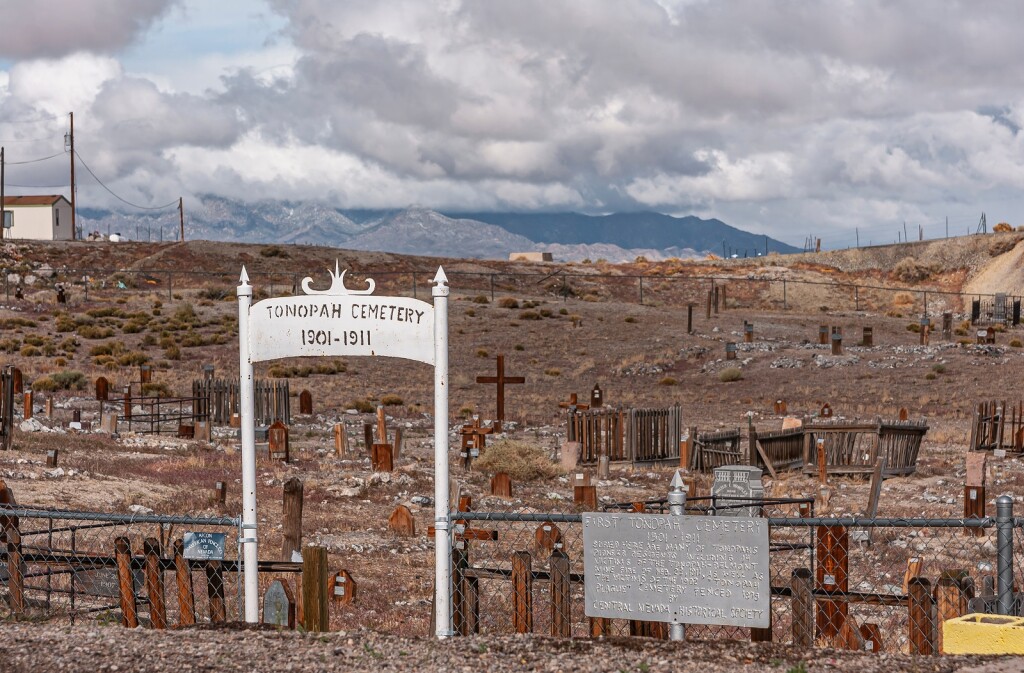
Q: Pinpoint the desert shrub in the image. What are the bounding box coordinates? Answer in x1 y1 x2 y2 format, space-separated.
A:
925 372 937 380
522 300 539 309
906 323 921 333
497 297 519 309
42 343 57 356
932 364 947 374
164 344 182 360
89 342 118 356
348 398 375 413
54 314 76 332
892 292 915 307
718 367 743 382
59 337 79 353
473 439 562 481
0 317 36 329
1011 339 1023 348
464 309 476 317
472 295 489 304
625 316 637 323
180 332 207 347
141 334 156 347
141 382 172 396
197 287 229 301
117 351 150 366
659 376 677 386
23 334 46 347
544 368 561 376
514 344 525 351
19 345 41 357
51 370 87 390
31 377 58 392
539 309 553 318
559 308 568 315
381 394 404 406
54 357 67 367
86 307 126 319
78 325 114 339
476 348 489 358
954 328 968 336
122 320 146 334
0 339 19 354
260 246 288 258
173 303 198 324
994 222 1013 233
519 310 541 320
314 361 346 375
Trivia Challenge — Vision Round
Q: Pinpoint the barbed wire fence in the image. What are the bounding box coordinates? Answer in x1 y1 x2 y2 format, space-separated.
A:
2 265 1018 323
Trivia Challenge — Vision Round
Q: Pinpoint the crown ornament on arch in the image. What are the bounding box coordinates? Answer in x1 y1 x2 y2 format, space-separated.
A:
301 261 376 296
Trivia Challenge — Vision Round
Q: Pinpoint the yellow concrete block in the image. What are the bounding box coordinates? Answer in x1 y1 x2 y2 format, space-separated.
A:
943 613 1024 655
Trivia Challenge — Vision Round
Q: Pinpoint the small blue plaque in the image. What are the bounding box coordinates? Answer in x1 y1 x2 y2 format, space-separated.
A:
183 531 227 561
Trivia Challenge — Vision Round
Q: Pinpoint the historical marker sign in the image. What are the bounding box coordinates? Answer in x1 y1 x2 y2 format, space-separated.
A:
712 466 765 517
182 531 227 561
583 512 770 628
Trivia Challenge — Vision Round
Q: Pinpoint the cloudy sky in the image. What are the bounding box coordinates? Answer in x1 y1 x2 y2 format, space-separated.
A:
2 0 1023 247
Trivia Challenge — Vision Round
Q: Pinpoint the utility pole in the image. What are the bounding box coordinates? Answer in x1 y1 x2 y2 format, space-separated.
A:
945 216 948 238
903 220 908 243
178 197 184 242
65 112 76 240
856 228 859 248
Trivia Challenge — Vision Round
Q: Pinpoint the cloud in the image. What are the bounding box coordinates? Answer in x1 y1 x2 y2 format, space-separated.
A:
9 0 1024 240
0 1 177 59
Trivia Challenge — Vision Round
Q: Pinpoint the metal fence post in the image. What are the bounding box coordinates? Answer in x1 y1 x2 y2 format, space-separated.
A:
996 494 1014 615
668 470 686 641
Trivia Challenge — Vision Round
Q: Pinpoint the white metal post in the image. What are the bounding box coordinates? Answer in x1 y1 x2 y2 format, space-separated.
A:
668 470 687 641
432 267 453 638
236 267 259 622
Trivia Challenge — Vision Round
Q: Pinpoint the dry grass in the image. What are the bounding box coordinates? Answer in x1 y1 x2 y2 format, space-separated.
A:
474 439 563 481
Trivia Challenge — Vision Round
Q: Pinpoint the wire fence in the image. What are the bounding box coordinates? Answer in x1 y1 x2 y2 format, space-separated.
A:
3 265 1021 322
450 497 1021 654
1 506 242 626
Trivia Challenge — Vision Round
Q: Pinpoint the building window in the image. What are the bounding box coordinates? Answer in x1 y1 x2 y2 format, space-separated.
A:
2 211 11 229
55 209 60 227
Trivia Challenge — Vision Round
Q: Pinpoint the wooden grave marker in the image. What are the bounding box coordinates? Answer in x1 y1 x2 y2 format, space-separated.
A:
371 443 394 472
44 398 53 418
268 420 289 461
95 376 109 401
23 389 32 420
862 326 873 347
818 325 829 345
12 368 22 395
299 389 313 415
773 399 787 415
590 383 603 408
573 471 597 510
140 365 152 385
215 481 227 506
388 504 416 537
816 525 849 639
819 403 833 419
333 423 347 456
460 416 493 469
490 472 513 498
263 579 296 628
535 521 562 552
831 327 843 355
898 407 909 421
475 354 524 432
744 321 754 343
331 570 356 605
46 449 58 467
965 452 987 536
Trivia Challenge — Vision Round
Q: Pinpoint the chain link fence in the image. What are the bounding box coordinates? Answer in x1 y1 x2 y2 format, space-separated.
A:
448 496 1022 654
1 506 241 626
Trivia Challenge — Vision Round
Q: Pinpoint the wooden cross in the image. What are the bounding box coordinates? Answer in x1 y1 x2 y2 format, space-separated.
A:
558 393 589 412
476 355 524 432
460 416 494 469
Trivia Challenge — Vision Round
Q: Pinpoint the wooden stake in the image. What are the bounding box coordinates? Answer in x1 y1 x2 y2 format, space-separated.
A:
6 525 23 616
281 477 304 562
143 538 167 629
512 551 533 634
173 539 196 626
114 536 138 627
205 561 226 623
550 549 571 638
301 546 329 632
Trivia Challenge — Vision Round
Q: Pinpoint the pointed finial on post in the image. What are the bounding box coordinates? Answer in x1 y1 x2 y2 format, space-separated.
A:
237 266 252 297
668 470 686 516
432 266 449 297
670 469 685 492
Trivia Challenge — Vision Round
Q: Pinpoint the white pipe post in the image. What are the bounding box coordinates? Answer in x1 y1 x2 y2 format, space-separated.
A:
432 266 453 638
668 470 687 641
236 267 259 622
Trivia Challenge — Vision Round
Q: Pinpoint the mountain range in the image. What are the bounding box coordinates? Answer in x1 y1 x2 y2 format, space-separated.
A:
76 196 799 262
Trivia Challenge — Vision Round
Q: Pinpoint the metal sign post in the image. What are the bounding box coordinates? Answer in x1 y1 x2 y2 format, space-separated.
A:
236 264 451 633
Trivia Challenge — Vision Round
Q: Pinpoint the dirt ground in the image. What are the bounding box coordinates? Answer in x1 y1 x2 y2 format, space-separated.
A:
3 234 1024 656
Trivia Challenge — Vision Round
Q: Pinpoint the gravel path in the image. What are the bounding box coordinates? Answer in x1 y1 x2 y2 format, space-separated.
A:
0 624 1018 673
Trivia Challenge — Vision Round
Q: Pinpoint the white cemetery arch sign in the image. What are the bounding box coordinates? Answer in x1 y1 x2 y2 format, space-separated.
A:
236 264 452 636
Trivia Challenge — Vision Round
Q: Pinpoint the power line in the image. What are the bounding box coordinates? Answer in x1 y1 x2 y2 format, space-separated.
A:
0 114 62 126
3 182 69 189
6 150 64 165
73 149 178 211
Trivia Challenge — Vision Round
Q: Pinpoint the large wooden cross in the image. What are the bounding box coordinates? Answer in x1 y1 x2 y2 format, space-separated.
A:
476 355 524 432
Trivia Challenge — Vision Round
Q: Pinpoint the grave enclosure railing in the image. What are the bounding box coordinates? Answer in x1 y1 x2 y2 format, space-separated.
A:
0 506 246 626
568 406 682 466
447 499 1023 655
192 378 290 427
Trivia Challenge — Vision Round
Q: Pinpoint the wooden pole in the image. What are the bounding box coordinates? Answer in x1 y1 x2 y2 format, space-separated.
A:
144 538 167 629
550 549 571 638
6 525 23 616
173 539 196 627
114 536 138 627
908 577 936 655
512 551 533 634
302 545 329 632
205 561 226 623
791 568 814 647
281 477 304 561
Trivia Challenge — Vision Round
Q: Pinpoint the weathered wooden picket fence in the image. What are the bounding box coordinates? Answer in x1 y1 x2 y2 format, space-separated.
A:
192 378 290 426
567 406 681 465
969 400 1024 453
